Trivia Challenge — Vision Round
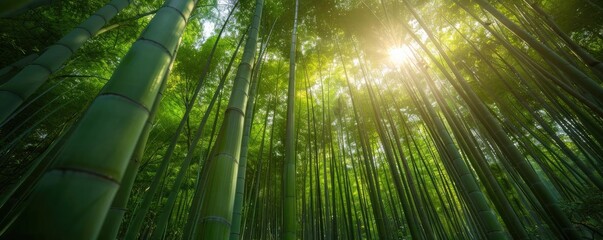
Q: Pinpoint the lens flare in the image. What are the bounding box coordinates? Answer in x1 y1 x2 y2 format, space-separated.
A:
388 45 414 65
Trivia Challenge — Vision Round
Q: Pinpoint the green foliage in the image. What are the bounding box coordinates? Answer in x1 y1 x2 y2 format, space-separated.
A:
1 0 603 239
561 188 603 236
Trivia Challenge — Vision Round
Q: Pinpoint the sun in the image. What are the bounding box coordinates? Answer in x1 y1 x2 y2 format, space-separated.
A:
387 45 414 65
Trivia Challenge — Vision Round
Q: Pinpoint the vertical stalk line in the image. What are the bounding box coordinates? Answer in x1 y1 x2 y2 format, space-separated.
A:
448 20 603 191
401 1 581 237
0 0 132 124
236 26 275 239
406 69 507 239
123 2 240 238
336 41 390 240
98 36 177 240
363 55 436 239
150 12 244 238
282 0 299 237
4 0 197 238
380 87 437 240
523 0 603 79
182 87 227 239
470 0 603 101
194 0 263 238
229 19 270 239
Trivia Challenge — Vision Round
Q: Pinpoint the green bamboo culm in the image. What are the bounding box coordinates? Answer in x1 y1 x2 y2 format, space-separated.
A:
96 77 163 240
0 54 38 85
123 3 233 239
471 0 603 104
523 0 603 80
3 0 196 238
97 42 176 240
229 33 260 240
411 78 508 240
229 21 277 240
283 0 299 238
0 0 131 124
195 0 263 238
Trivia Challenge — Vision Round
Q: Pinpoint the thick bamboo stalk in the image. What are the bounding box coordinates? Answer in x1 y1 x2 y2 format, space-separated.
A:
0 54 38 85
124 5 236 239
3 0 195 238
97 49 173 240
231 19 275 240
0 0 131 124
194 0 263 238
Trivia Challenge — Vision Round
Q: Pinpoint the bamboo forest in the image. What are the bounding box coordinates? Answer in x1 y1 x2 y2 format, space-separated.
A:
1 0 603 239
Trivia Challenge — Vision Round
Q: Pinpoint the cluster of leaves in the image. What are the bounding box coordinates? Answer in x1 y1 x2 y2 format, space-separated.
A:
1 0 603 238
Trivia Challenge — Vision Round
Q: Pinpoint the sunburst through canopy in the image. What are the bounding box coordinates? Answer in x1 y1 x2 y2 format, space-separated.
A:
387 45 414 65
